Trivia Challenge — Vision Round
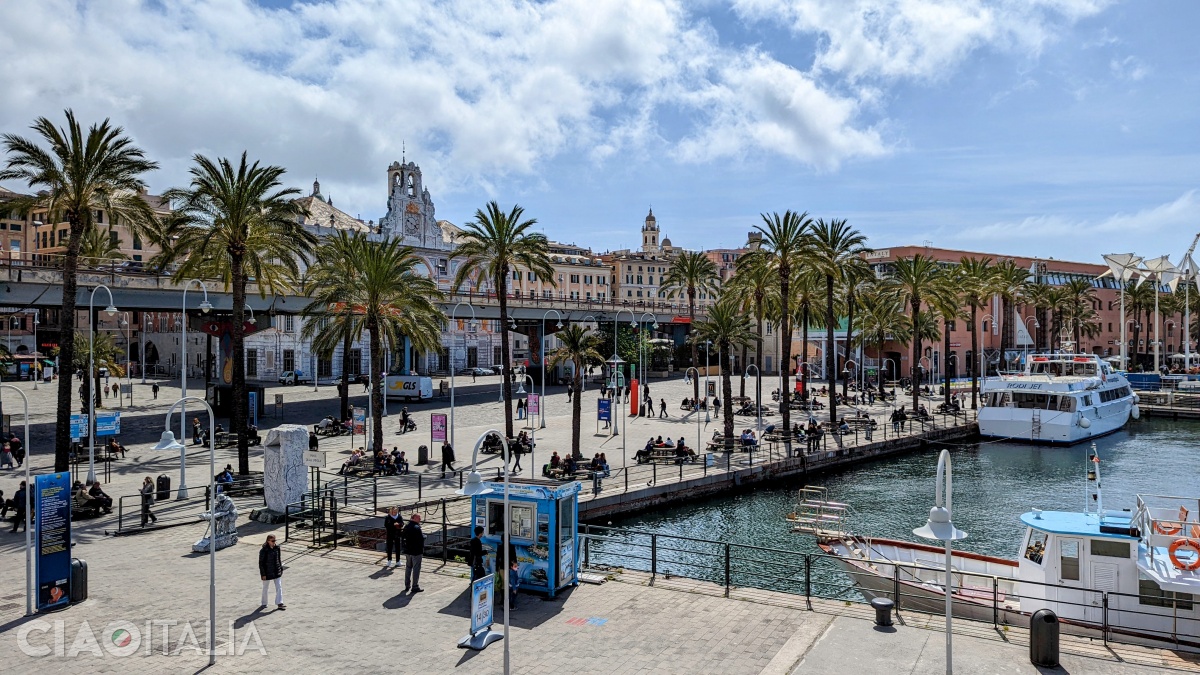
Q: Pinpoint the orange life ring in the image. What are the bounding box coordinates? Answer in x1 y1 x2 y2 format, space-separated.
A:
1168 538 1200 571
1155 521 1182 536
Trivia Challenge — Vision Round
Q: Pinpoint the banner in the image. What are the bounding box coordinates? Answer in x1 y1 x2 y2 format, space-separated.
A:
249 391 258 428
629 378 638 416
352 407 366 435
35 472 72 611
558 538 575 587
597 398 611 422
95 411 120 437
431 413 447 443
69 414 88 441
706 380 716 398
527 393 540 416
470 575 495 634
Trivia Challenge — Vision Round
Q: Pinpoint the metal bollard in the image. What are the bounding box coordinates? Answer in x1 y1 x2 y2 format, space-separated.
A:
870 597 894 627
1030 609 1060 667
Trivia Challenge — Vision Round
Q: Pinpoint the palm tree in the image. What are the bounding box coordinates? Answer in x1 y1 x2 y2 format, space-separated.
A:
839 257 874 399
792 268 823 399
751 211 813 450
808 219 868 423
1 110 158 470
164 153 316 474
1062 277 1098 348
888 255 944 414
78 227 129 266
692 300 757 447
1021 281 1053 352
548 324 605 459
727 254 776 400
957 257 993 409
302 230 363 421
350 237 445 454
1125 280 1155 369
451 201 554 439
928 277 964 408
70 331 125 411
990 260 1029 372
662 250 720 405
855 286 909 397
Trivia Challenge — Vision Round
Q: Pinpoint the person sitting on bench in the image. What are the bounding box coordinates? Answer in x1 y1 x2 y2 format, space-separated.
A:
549 452 561 470
339 449 364 475
216 466 235 492
675 441 696 463
562 455 578 476
88 481 113 513
74 482 105 514
107 437 127 458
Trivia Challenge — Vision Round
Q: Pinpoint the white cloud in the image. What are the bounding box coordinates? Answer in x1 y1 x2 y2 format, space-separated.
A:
730 0 1112 81
1110 55 1149 81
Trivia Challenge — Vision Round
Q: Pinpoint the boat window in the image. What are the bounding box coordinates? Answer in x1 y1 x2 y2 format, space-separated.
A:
1090 539 1130 559
999 392 1011 407
1138 573 1194 610
1060 539 1081 581
1058 396 1075 412
1013 392 1049 409
1024 530 1048 565
1083 395 1094 407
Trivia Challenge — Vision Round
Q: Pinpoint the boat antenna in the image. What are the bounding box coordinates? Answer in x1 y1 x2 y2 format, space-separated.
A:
1086 442 1103 516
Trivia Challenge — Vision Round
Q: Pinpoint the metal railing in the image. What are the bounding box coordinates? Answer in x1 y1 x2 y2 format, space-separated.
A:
113 474 264 535
580 525 1199 652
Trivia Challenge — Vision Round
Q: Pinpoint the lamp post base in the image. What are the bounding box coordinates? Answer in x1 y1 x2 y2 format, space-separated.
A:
177 484 190 500
458 629 504 651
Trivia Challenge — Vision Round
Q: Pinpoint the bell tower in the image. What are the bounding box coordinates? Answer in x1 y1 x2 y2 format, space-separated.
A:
641 208 659 253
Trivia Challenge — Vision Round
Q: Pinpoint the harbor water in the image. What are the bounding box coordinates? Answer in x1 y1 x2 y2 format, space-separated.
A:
588 417 1200 594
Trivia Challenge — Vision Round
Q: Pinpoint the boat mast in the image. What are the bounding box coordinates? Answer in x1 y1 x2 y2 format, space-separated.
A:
1086 442 1102 516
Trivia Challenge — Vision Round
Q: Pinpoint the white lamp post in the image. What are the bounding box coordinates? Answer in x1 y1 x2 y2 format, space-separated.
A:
0 385 32 614
605 353 626 439
704 340 712 424
579 314 599 391
913 449 967 675
178 280 212 499
456 430 512 669
449 302 477 448
152 396 217 666
638 312 657 395
540 309 563 429
685 366 701 453
87 285 118 484
140 311 148 385
31 310 39 390
120 313 131 406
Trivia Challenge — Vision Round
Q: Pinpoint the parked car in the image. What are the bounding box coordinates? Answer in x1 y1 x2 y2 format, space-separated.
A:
458 367 492 376
490 365 504 375
278 370 312 385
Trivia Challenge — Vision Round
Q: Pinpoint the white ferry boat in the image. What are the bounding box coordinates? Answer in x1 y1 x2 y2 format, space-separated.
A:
788 464 1200 653
977 352 1137 444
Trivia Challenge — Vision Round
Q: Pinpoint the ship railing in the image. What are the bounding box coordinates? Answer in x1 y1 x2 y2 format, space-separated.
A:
579 524 1199 652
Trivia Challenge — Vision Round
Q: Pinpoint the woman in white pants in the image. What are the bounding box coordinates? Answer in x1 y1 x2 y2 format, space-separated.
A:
259 534 285 610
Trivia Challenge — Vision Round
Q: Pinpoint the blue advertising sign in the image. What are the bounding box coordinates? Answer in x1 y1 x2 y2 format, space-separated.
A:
249 391 258 428
470 575 495 634
35 472 72 611
597 398 611 422
69 414 89 440
95 411 120 437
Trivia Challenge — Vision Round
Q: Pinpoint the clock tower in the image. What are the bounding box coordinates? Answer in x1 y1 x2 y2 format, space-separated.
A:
380 159 448 250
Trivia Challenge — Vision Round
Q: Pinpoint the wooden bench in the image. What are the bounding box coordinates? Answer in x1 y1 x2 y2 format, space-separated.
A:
214 431 262 448
636 447 696 464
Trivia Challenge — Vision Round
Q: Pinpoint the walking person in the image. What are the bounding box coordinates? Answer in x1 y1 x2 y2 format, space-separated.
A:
9 481 27 532
440 441 456 475
402 514 426 593
192 417 203 445
468 526 486 580
152 382 160 399
383 507 404 568
659 398 668 418
259 534 286 610
0 443 14 469
566 382 573 402
139 476 158 527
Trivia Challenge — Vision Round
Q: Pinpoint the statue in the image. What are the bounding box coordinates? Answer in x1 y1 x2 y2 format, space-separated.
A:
194 493 239 552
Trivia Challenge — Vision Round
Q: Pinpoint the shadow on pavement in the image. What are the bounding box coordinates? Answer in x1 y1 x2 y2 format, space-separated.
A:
435 582 576 630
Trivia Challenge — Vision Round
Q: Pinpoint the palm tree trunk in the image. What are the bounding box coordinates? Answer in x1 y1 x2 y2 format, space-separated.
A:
738 343 747 398
943 320 952 407
912 300 921 415
843 288 856 400
721 340 734 447
778 269 792 451
340 323 352 420
826 275 837 424
369 325 384 455
755 309 764 407
498 271 514 438
689 289 699 406
970 304 979 409
54 214 85 471
571 368 583 459
232 256 250 475
801 307 809 397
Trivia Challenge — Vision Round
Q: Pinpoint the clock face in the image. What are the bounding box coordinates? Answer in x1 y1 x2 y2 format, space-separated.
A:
405 213 420 234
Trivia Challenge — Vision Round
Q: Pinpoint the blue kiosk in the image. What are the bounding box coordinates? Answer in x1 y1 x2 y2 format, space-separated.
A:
470 478 581 597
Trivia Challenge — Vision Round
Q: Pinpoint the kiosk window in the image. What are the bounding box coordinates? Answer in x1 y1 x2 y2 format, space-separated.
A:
558 498 574 541
487 502 535 540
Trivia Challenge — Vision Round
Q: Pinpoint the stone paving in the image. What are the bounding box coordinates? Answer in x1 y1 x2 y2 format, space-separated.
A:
0 517 1194 674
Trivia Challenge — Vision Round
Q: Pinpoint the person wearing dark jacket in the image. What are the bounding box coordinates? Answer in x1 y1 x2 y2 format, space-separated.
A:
402 514 426 593
468 526 486 580
259 534 285 610
10 481 27 532
383 507 405 568
440 441 456 474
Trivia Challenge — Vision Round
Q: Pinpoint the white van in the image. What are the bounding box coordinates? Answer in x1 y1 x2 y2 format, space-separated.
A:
384 375 433 401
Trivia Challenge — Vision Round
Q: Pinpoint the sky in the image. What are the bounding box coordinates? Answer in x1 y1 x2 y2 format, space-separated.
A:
2 0 1199 265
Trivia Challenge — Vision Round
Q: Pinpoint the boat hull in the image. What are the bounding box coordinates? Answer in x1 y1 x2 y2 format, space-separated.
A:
977 400 1132 445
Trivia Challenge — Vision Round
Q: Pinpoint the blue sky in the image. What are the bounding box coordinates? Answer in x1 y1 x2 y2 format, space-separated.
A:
2 0 1198 264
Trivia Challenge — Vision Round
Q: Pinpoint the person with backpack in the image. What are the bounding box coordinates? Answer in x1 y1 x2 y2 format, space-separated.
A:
259 534 285 610
402 514 426 593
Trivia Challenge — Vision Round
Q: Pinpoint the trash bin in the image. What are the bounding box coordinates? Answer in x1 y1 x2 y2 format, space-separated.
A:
156 474 171 501
870 597 894 627
70 558 88 604
1030 608 1059 667
417 444 429 466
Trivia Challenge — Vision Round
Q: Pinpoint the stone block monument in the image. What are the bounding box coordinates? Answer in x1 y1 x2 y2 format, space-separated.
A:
251 424 309 523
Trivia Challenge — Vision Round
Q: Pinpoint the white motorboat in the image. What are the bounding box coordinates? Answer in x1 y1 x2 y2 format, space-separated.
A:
788 458 1200 652
977 352 1137 445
